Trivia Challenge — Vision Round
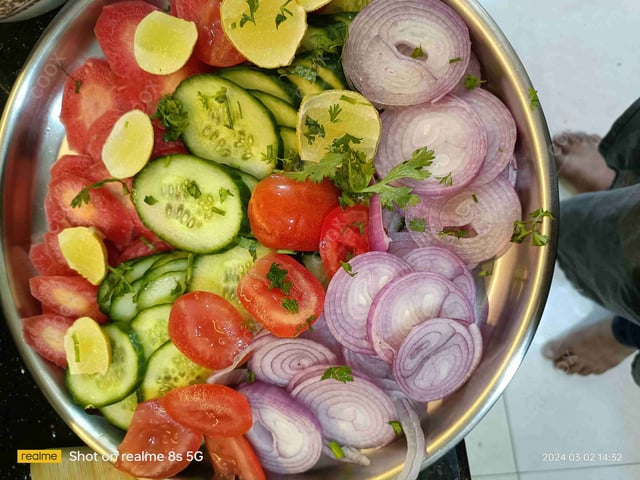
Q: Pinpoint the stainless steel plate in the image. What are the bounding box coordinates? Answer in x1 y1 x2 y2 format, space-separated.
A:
0 1 558 478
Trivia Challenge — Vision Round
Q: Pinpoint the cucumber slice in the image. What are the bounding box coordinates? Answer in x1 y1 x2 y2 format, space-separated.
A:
133 154 249 253
292 51 347 90
250 90 298 128
109 278 143 323
136 270 188 311
279 126 301 167
217 67 299 105
187 243 270 315
66 323 145 409
140 341 212 400
298 13 354 54
98 253 163 314
173 74 280 179
131 304 172 359
99 392 138 431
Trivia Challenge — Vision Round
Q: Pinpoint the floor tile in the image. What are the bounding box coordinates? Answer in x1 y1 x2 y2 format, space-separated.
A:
477 0 640 137
519 463 640 480
502 266 640 472
466 396 517 476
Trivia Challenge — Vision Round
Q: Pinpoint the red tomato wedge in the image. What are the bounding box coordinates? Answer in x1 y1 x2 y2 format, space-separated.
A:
116 399 202 479
168 291 253 370
29 275 108 323
237 253 325 338
174 0 245 67
44 172 135 245
319 204 371 277
160 384 252 437
205 435 267 480
59 58 126 155
22 314 75 368
248 174 340 251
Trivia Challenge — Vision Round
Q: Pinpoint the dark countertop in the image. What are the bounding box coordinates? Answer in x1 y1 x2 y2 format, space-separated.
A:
0 6 471 480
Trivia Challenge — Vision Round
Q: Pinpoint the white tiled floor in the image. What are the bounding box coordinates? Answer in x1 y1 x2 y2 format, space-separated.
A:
466 1 640 479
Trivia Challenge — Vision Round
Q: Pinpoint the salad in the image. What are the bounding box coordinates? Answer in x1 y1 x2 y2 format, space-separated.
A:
20 0 552 478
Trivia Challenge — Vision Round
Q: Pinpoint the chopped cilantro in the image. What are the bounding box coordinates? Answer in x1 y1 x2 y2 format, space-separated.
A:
328 103 343 123
321 365 354 383
437 171 453 186
70 178 130 208
240 0 259 27
389 420 403 435
282 297 299 313
411 44 424 58
409 218 426 232
303 115 326 145
449 56 463 64
528 87 540 111
511 208 553 246
464 73 486 90
339 261 357 277
266 262 292 294
275 0 293 29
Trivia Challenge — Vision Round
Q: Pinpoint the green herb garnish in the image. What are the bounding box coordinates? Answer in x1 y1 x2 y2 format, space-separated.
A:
389 420 403 435
70 178 130 208
240 0 259 27
411 44 424 58
328 103 343 123
275 0 293 29
511 208 553 246
464 73 486 90
528 87 540 111
282 298 299 313
409 218 426 232
266 262 292 294
321 365 354 383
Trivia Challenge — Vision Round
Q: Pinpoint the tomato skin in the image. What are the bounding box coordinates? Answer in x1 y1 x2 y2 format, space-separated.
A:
116 399 202 479
22 314 75 368
168 291 253 370
160 384 252 437
174 0 245 67
205 435 267 480
248 174 340 251
237 253 324 338
319 204 371 277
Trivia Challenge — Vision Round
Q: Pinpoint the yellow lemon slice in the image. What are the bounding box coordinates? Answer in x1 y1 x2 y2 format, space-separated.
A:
64 316 111 376
296 89 381 162
101 109 154 179
134 10 198 75
297 0 332 11
220 0 307 68
57 226 108 286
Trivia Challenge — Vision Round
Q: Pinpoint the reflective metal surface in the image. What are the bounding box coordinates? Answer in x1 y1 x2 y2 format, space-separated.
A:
0 0 558 478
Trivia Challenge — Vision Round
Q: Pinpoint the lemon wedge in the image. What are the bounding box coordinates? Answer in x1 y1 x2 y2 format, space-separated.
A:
220 0 307 68
296 89 381 162
64 316 112 375
101 109 154 179
297 0 332 11
57 226 108 286
134 10 198 75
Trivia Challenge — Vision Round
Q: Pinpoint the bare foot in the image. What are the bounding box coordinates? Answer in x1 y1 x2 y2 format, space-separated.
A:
552 131 616 193
543 317 636 375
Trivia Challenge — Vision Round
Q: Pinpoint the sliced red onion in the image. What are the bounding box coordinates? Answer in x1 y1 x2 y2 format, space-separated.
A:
394 397 426 480
405 174 521 267
374 95 487 196
368 194 391 252
387 230 419 258
368 272 475 364
324 251 414 355
458 87 517 185
237 381 323 474
402 246 476 300
299 313 345 360
248 337 339 388
322 444 371 466
342 346 392 380
289 364 397 449
343 0 471 107
452 50 482 96
393 318 483 402
501 154 518 187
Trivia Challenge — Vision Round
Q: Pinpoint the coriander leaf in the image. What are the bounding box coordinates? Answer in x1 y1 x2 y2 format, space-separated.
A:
339 260 357 276
528 87 540 111
321 365 354 383
246 370 255 383
303 115 325 145
282 298 299 313
183 180 201 199
437 171 453 186
449 56 462 64
144 195 157 206
240 0 259 27
237 236 258 260
266 262 292 294
389 420 403 435
70 178 130 208
328 103 342 123
464 73 486 90
153 95 188 141
511 208 553 245
411 44 424 58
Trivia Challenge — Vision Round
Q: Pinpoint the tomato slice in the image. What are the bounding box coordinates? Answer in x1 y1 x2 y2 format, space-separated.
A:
116 399 202 479
174 0 245 67
205 435 267 480
168 291 253 370
160 384 252 437
319 204 371 277
248 174 340 251
237 252 325 338
22 314 75 368
29 275 108 323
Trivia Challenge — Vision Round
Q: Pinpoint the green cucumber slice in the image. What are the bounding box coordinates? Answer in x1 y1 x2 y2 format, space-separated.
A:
131 304 173 359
